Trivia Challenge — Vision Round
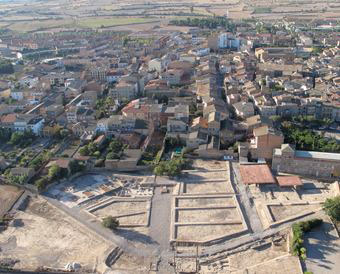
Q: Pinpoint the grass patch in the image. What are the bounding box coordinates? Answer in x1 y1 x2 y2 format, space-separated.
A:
253 7 272 14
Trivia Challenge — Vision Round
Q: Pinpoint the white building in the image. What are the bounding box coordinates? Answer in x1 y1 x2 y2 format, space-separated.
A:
13 115 45 135
148 58 165 73
10 89 24 101
218 33 240 50
191 48 210 57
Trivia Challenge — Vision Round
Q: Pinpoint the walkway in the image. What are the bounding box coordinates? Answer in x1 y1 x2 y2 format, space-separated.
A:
149 187 172 253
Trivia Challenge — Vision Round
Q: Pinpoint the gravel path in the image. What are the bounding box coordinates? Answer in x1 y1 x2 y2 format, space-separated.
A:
149 187 172 253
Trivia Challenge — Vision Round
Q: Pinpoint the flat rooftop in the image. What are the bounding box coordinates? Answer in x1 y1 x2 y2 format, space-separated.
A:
276 176 302 187
239 164 276 185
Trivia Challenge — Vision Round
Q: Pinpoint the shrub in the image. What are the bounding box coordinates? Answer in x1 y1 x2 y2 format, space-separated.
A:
323 196 340 222
154 157 187 177
102 216 119 230
48 164 61 180
291 219 323 258
35 176 50 191
93 151 101 158
69 160 85 174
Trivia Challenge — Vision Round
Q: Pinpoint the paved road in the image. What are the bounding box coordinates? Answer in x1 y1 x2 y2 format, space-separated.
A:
304 221 340 274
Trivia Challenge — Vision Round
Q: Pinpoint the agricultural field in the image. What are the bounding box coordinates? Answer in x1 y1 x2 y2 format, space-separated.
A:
7 19 75 33
0 0 339 33
76 17 159 29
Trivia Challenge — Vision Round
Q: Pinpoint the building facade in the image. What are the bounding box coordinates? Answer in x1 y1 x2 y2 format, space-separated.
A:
272 144 340 178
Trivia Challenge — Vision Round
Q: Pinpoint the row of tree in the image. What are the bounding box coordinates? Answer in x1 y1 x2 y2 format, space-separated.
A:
169 17 235 31
78 137 126 160
35 160 85 191
154 157 187 177
8 131 36 148
281 121 340 153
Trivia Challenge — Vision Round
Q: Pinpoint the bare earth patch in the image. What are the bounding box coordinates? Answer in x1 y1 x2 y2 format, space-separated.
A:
0 197 111 272
0 184 23 218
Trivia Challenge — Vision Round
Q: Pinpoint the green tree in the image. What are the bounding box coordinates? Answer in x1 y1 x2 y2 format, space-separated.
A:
154 157 187 177
48 164 61 181
79 146 89 156
323 196 340 222
93 151 101 158
9 132 23 145
0 128 11 142
109 138 124 153
0 59 14 74
7 174 28 185
106 152 120 160
35 176 49 191
69 160 85 174
9 130 35 148
102 216 119 230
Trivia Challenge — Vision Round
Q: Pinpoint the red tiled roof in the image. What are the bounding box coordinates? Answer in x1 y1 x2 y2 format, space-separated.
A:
239 164 276 185
276 176 302 187
1 113 16 124
93 134 105 144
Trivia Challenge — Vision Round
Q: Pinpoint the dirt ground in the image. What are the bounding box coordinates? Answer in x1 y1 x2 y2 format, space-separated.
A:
92 201 149 217
91 200 150 226
228 241 287 269
176 224 244 242
110 252 152 273
191 159 227 170
184 181 233 194
0 184 23 218
200 233 302 274
0 197 111 272
177 208 239 223
232 254 302 274
115 213 148 226
177 196 236 208
186 171 229 180
268 203 322 222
